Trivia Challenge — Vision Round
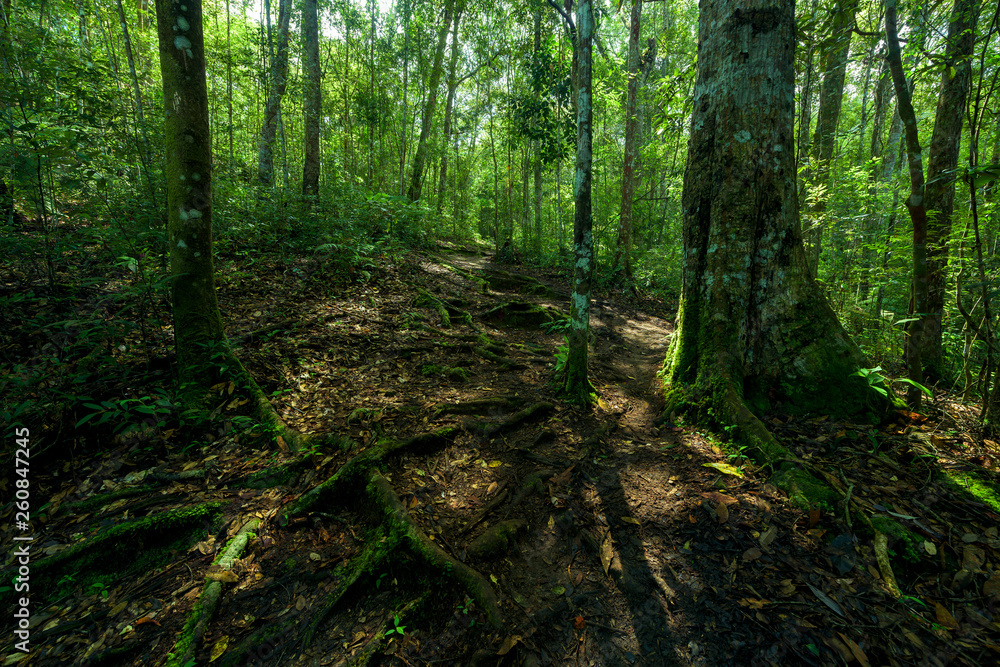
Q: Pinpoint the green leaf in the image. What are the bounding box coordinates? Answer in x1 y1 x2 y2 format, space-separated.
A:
894 377 933 397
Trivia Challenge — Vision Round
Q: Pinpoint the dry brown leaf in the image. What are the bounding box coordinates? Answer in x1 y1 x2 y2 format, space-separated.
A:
743 547 762 562
838 633 871 667
497 635 522 656
715 501 729 524
963 545 986 571
205 570 239 584
599 529 613 576
759 526 778 547
984 572 1000 598
808 507 821 528
550 466 574 486
934 602 959 630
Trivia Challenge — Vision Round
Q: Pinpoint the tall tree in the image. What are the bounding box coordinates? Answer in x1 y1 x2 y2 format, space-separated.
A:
563 0 595 404
662 0 885 456
302 0 321 197
257 0 292 186
407 0 461 203
154 0 225 399
919 0 980 381
611 0 642 283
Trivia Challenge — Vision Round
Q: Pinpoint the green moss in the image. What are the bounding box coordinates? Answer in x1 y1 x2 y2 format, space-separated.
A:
869 516 923 563
938 469 1000 513
4 503 223 607
771 465 839 510
61 485 160 515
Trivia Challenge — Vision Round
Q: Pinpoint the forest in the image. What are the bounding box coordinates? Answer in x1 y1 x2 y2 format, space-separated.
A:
2 0 1000 664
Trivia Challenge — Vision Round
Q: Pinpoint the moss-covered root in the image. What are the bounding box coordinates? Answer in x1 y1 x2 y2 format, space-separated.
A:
367 472 503 629
166 518 261 667
299 542 386 651
467 520 525 561
478 401 554 438
286 427 460 519
873 531 901 599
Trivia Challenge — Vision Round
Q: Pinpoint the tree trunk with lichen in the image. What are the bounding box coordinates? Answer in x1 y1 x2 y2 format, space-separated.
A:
563 0 594 405
155 0 225 399
662 0 887 459
155 0 302 450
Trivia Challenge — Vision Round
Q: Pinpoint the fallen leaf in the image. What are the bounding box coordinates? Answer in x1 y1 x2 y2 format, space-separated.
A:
573 615 585 630
699 491 739 505
205 570 239 584
963 545 986 571
486 482 498 496
702 462 744 477
805 582 844 618
497 635 522 656
934 602 959 630
135 616 160 626
550 466 574 485
743 547 762 562
600 530 613 576
488 460 503 468
808 507 821 528
838 633 871 667
715 501 729 524
759 526 778 547
983 572 1000 598
620 516 641 526
209 636 229 662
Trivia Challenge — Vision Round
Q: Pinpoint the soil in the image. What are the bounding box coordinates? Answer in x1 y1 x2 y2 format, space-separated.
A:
3 241 1000 667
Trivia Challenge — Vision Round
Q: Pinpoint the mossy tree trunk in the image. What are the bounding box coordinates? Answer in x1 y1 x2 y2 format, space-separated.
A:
662 0 886 455
563 0 594 405
155 0 226 400
919 0 979 382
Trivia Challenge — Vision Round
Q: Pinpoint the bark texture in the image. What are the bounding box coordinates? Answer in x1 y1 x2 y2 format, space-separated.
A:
302 0 321 197
920 0 979 381
663 0 882 452
154 0 224 396
563 0 595 404
611 0 641 282
257 0 292 186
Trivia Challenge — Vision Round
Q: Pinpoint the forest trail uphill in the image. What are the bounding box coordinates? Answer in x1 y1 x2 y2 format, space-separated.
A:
5 241 1000 667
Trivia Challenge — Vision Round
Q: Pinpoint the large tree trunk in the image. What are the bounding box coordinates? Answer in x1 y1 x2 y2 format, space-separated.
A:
919 0 980 381
563 0 594 404
154 0 225 397
257 0 292 186
407 0 459 203
302 0 321 197
611 0 641 283
804 0 854 277
663 0 884 457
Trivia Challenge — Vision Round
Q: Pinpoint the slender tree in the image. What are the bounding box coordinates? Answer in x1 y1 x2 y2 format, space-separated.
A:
302 0 321 197
563 0 595 404
408 0 461 203
257 0 292 186
611 0 641 283
662 0 886 456
920 0 980 381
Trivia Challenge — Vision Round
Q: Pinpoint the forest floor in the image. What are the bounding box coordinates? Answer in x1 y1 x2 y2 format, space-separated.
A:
3 239 1000 666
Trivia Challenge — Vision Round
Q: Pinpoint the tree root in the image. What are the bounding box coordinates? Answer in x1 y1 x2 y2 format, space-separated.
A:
472 401 554 438
367 472 503 628
435 395 525 416
467 519 525 561
166 518 261 667
415 288 475 329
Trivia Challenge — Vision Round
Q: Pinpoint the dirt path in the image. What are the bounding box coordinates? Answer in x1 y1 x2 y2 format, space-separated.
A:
9 244 998 667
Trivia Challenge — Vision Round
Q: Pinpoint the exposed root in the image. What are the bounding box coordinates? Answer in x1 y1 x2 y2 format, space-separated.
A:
435 395 526 416
166 518 261 667
466 519 525 561
367 472 503 628
473 401 554 438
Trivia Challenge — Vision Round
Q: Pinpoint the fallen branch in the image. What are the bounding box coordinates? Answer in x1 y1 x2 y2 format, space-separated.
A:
166 518 261 667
